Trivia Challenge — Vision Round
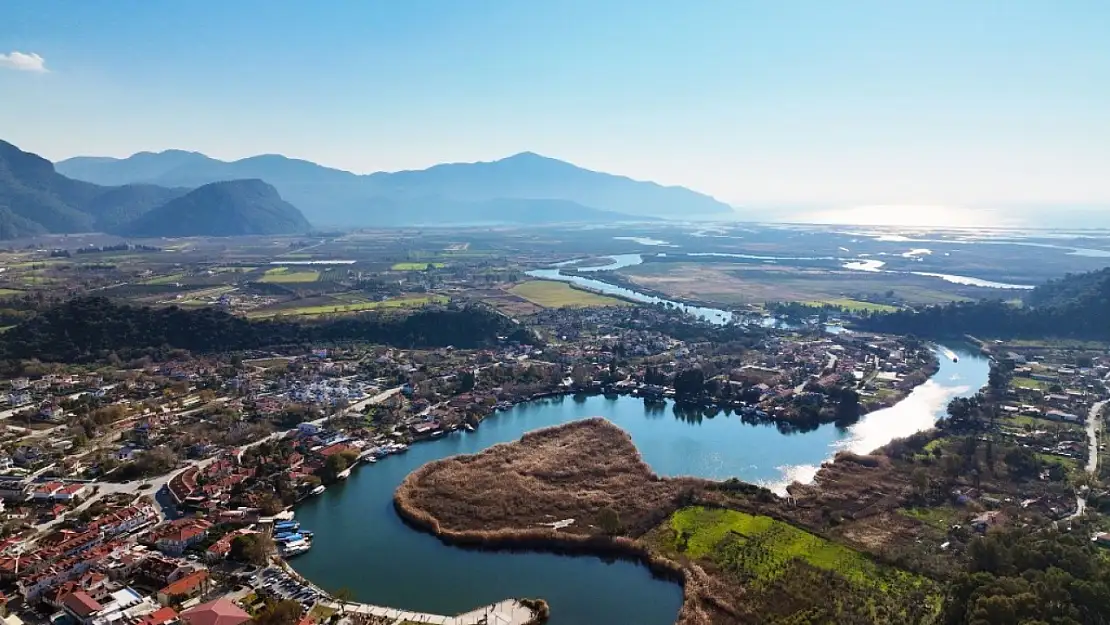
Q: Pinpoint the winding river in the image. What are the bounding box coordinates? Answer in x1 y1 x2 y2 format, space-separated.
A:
527 254 735 324
291 268 990 625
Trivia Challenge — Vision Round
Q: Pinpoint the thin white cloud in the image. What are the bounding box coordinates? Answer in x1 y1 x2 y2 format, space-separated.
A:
0 51 48 73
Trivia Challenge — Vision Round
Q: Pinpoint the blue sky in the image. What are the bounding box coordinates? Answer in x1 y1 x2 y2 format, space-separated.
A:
2 1 1108 208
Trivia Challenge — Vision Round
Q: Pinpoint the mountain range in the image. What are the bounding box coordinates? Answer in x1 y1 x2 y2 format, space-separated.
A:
0 140 310 239
57 149 735 226
0 138 734 239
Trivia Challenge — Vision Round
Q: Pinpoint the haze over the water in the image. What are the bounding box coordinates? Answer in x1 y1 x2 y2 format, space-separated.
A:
2 1 1108 226
788 204 1035 228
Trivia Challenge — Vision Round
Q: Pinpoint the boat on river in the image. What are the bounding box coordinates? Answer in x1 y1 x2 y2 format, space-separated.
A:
310 485 326 497
337 468 351 480
280 538 312 557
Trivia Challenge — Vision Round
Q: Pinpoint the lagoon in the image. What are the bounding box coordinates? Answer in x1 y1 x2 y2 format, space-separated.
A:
290 345 989 625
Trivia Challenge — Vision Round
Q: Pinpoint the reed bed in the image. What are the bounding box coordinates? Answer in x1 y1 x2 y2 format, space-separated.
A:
394 418 745 624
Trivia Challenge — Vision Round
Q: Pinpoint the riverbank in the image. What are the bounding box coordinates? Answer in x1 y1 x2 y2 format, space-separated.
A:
393 419 742 624
289 345 989 624
272 559 546 625
557 267 739 314
394 418 947 624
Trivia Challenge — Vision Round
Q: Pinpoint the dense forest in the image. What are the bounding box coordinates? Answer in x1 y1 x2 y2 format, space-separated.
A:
942 529 1110 625
0 297 532 362
861 268 1110 339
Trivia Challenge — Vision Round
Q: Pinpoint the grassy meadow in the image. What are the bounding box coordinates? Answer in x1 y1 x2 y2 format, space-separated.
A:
247 294 447 318
259 267 321 283
510 280 629 308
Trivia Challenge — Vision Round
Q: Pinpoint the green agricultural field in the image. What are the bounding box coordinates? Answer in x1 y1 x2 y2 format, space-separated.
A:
143 273 186 285
510 280 629 308
1012 376 1050 391
0 289 24 297
803 298 900 312
1036 453 1081 473
260 267 320 283
899 506 959 531
248 294 447 318
392 262 446 271
653 507 938 620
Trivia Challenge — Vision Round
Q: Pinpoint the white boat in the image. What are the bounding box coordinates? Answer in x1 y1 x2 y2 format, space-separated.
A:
463 423 475 432
280 539 312 557
310 485 326 496
337 468 351 480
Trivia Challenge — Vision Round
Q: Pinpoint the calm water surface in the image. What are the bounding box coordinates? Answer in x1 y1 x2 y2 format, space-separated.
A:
291 345 988 624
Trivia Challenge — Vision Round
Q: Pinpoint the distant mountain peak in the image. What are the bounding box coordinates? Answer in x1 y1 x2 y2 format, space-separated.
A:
119 179 310 237
134 149 207 158
501 151 550 161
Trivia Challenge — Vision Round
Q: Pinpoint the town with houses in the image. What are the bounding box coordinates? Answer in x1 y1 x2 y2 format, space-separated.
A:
0 304 1102 625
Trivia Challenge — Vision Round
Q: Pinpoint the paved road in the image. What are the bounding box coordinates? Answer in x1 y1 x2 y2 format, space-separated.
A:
1086 400 1107 475
344 386 402 414
1071 398 1108 520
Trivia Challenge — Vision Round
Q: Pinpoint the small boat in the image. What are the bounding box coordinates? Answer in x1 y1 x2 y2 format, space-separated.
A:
280 538 312 557
337 468 351 480
363 456 377 464
393 444 409 453
310 485 326 496
463 423 475 432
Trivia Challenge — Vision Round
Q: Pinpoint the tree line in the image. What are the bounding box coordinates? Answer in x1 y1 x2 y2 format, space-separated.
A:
860 268 1110 340
0 296 535 362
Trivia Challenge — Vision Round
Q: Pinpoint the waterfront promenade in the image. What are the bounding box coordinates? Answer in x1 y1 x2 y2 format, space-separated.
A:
339 599 536 624
272 561 537 625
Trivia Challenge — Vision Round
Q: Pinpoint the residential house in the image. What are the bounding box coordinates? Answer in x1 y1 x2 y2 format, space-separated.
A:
61 591 104 625
32 482 64 501
150 519 212 555
54 483 89 502
179 599 250 625
136 606 179 625
156 569 209 606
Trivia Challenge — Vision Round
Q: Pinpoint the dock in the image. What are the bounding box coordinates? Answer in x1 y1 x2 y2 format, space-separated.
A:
337 599 536 624
273 561 537 625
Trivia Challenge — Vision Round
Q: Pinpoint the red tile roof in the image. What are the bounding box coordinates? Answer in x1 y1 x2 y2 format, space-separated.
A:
159 569 208 598
318 443 352 458
137 606 178 625
62 591 103 618
152 519 212 545
180 599 251 625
